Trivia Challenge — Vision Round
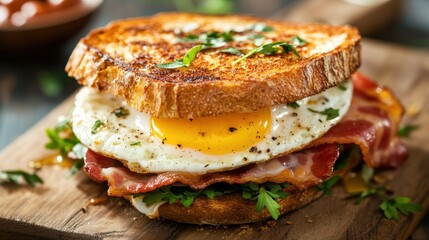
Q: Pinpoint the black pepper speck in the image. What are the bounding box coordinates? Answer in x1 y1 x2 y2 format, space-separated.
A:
249 146 258 153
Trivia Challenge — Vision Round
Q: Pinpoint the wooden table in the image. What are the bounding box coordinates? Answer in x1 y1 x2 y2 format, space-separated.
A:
1 0 428 239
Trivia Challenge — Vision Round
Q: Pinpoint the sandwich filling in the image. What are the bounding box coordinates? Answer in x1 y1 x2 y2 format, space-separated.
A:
72 80 352 173
73 73 407 218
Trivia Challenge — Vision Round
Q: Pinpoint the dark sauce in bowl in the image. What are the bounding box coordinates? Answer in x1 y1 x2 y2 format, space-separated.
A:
0 0 103 52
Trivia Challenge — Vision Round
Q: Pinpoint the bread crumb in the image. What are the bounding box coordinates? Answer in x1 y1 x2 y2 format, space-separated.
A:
304 214 313 223
286 220 293 225
266 220 276 227
239 225 250 229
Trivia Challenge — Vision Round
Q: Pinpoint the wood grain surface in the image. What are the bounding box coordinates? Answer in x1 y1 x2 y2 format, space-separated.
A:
0 39 428 240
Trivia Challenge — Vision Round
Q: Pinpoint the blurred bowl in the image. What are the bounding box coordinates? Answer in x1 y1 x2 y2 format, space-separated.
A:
0 0 103 53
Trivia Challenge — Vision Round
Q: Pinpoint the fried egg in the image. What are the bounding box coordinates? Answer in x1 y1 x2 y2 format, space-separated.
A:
72 81 352 174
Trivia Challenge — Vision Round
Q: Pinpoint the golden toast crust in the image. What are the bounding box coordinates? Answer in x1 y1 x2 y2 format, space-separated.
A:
66 13 361 118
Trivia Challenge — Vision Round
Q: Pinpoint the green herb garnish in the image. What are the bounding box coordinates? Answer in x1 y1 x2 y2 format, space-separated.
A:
288 102 300 109
308 107 340 120
45 118 86 175
0 170 43 187
91 120 105 134
69 159 84 176
250 34 265 46
350 164 422 221
219 47 244 56
318 176 341 195
337 84 347 91
360 165 374 184
380 197 422 221
113 107 130 118
251 23 274 32
398 124 419 138
233 41 300 64
140 182 290 220
45 119 80 155
290 36 307 46
156 45 202 69
130 141 141 146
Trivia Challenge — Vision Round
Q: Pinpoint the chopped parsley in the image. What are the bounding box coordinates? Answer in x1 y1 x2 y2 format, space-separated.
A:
251 23 274 32
91 120 105 134
398 124 419 138
45 119 80 155
139 182 290 220
233 41 300 64
290 36 307 46
0 170 43 187
242 182 290 219
181 31 233 46
69 159 84 176
45 118 86 175
288 102 300 109
349 164 422 221
380 197 422 221
337 84 347 91
158 26 305 68
113 107 130 118
130 141 141 146
219 47 244 56
308 107 340 120
155 45 202 69
317 176 341 195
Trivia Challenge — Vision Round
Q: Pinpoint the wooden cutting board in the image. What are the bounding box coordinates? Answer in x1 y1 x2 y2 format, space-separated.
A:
0 39 428 240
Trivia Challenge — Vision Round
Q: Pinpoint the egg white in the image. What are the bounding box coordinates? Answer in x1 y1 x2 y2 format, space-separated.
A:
72 81 352 174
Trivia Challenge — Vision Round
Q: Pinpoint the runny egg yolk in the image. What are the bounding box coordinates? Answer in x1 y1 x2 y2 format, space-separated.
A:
150 108 272 154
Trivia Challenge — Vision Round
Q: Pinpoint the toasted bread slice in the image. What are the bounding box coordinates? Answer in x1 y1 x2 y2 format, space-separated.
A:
66 13 360 118
127 187 322 225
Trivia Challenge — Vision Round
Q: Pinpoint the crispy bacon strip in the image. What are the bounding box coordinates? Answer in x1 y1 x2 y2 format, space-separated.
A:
85 144 339 196
309 73 407 167
83 73 408 196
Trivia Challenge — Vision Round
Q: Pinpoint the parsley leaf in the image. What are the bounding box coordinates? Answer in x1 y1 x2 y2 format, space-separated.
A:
140 182 290 220
45 119 80 155
0 170 44 187
45 118 86 175
355 187 378 204
288 102 300 109
69 159 84 176
156 45 202 69
308 107 340 120
398 124 419 138
181 31 233 47
130 141 141 146
91 120 105 134
113 107 130 118
360 165 374 184
318 176 341 195
250 34 265 46
290 36 307 46
71 143 87 160
251 23 274 32
233 41 300 64
219 47 244 56
256 186 282 220
337 84 347 91
380 197 422 221
155 60 187 69
349 163 422 220
183 45 202 65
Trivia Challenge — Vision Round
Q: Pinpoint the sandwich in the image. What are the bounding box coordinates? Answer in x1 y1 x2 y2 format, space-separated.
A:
65 13 407 225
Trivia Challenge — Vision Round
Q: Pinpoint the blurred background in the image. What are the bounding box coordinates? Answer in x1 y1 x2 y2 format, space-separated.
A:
0 0 428 237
